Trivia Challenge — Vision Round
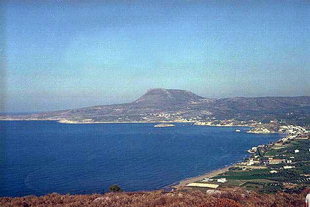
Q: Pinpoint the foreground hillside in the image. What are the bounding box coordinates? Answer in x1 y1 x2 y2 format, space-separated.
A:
1 189 308 207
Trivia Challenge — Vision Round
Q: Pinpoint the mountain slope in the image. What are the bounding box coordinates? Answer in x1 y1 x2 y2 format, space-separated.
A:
1 190 307 207
133 88 205 107
1 89 310 124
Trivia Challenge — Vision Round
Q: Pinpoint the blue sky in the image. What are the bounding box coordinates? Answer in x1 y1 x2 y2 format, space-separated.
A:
2 0 310 112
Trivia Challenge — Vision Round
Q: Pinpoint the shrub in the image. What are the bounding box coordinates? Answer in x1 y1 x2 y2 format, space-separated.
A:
109 184 123 192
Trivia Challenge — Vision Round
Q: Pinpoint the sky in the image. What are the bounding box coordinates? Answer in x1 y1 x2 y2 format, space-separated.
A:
2 0 310 112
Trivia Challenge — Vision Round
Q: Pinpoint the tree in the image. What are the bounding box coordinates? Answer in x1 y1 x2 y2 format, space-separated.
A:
109 184 122 192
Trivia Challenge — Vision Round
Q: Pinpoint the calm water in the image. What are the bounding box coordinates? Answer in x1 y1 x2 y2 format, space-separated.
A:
0 121 281 197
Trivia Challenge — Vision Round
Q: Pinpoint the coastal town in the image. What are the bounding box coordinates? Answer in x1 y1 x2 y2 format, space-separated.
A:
174 123 310 193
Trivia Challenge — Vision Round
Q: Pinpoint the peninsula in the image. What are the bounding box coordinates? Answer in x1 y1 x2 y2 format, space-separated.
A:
1 89 309 207
1 89 310 128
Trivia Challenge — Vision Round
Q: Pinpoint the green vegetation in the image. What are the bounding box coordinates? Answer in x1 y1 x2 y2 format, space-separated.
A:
213 169 271 180
264 140 310 160
109 185 123 192
212 139 310 193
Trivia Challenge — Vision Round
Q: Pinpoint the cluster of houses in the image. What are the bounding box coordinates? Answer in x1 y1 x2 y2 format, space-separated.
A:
242 125 309 171
193 119 254 127
184 124 309 190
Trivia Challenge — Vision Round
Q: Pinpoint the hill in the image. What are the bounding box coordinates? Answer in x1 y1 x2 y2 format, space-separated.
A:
133 88 205 107
1 189 308 207
1 89 310 125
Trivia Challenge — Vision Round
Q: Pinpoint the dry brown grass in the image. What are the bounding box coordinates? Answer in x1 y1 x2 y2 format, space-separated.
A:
0 188 308 207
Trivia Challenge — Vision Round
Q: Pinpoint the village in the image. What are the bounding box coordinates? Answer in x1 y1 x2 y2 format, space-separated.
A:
177 124 310 193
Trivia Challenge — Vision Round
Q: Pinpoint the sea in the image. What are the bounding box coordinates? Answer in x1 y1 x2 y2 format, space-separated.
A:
0 121 281 197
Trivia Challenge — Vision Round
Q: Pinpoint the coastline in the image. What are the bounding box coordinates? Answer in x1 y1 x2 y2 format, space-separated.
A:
171 165 233 189
170 131 286 190
0 119 193 124
170 124 310 192
1 119 292 194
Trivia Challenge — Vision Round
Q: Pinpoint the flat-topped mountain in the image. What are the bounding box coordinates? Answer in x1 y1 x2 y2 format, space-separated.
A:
133 88 205 107
1 89 310 125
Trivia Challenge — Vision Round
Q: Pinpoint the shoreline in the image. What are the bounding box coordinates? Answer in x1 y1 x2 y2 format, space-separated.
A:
0 119 193 124
0 119 253 128
169 125 309 192
170 133 287 190
170 165 233 189
0 119 254 129
1 119 290 196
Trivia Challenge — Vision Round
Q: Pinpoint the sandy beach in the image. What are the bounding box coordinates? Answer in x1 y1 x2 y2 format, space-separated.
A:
171 165 232 189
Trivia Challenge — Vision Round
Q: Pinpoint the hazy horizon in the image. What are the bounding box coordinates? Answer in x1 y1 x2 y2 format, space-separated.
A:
2 0 310 112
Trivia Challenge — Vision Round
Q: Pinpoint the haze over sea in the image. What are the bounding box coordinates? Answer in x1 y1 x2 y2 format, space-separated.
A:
0 121 281 197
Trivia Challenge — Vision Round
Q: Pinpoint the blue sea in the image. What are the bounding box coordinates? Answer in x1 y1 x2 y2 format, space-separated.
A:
0 121 281 197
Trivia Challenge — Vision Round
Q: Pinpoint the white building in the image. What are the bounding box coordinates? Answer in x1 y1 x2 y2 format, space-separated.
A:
217 178 227 183
283 166 295 169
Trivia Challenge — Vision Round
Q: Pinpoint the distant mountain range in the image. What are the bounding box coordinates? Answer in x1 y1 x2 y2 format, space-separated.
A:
2 89 310 125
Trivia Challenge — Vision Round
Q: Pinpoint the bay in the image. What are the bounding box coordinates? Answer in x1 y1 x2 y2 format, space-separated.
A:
0 121 281 197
